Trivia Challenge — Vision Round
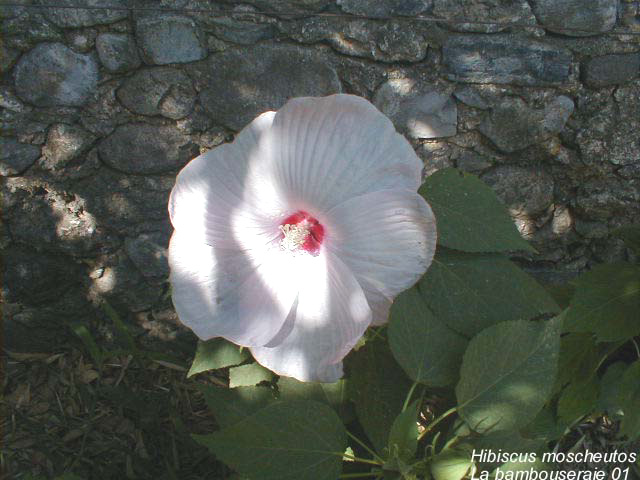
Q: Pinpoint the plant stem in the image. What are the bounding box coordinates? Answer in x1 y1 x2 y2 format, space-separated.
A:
402 381 419 412
346 431 385 464
340 452 383 466
417 405 458 441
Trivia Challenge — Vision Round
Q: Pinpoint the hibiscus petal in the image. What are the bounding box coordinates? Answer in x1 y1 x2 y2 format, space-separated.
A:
169 111 287 250
168 231 298 347
250 251 372 382
325 189 437 326
255 94 422 213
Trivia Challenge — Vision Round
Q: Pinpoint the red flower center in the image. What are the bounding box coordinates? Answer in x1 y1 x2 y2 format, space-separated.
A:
279 210 325 256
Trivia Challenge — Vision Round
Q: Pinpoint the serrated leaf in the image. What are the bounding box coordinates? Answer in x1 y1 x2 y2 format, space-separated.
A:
421 251 560 337
388 287 468 386
420 168 534 253
557 378 599 424
229 362 273 388
617 361 640 440
194 400 346 480
430 448 473 480
456 318 561 433
563 263 640 342
187 338 249 378
346 337 412 454
388 400 420 462
200 385 275 428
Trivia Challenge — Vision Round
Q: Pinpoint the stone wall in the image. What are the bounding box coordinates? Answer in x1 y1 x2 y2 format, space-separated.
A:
2 0 639 351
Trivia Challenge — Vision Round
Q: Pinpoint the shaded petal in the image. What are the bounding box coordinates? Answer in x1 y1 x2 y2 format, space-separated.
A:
326 189 436 325
168 231 298 347
250 251 372 382
254 94 422 213
169 111 287 250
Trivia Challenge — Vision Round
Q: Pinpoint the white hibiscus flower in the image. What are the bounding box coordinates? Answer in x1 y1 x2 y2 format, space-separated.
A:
168 94 436 382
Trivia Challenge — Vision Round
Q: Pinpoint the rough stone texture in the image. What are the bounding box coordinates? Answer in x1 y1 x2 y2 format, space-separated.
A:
136 15 206 65
0 138 40 176
482 166 554 217
2 3 639 354
95 33 141 73
530 0 617 36
41 0 129 27
479 96 574 153
432 0 535 33
116 67 196 119
98 123 199 174
14 43 98 107
125 232 170 280
443 35 573 86
582 53 640 88
190 43 341 131
374 79 457 139
283 17 428 63
338 0 432 18
41 123 96 170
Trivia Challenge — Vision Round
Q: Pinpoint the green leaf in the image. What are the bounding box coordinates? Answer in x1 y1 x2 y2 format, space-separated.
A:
471 430 544 456
387 400 420 462
493 458 549 477
521 406 565 441
456 317 561 433
70 324 103 368
388 287 468 386
617 360 640 440
421 251 560 337
200 385 275 428
277 377 352 422
612 224 640 255
557 378 599 424
430 448 473 480
187 338 249 378
194 400 346 480
563 263 640 342
228 362 273 388
597 362 627 416
420 168 534 253
347 337 412 454
553 333 599 392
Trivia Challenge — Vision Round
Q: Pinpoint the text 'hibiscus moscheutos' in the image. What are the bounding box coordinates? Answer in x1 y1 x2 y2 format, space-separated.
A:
168 94 436 382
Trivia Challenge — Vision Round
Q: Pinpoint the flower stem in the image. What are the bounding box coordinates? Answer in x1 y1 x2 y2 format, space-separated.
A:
346 431 385 464
402 381 419 412
340 452 383 466
417 405 458 441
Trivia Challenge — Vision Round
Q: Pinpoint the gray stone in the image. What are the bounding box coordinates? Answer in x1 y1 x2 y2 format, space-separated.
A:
479 96 574 153
456 150 492 173
96 33 141 73
575 219 608 239
229 0 332 15
453 86 489 110
189 43 341 131
551 205 574 236
530 0 617 36
116 67 196 120
338 0 432 18
577 83 640 168
65 28 97 53
3 12 63 47
284 17 427 63
0 87 27 113
98 123 199 174
42 0 129 27
443 35 572 86
482 166 554 216
0 137 40 176
0 42 19 74
582 54 640 88
432 0 535 33
136 15 206 65
41 123 96 170
14 43 98 107
125 232 170 279
374 79 457 139
5 179 116 256
575 178 640 221
202 17 276 45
